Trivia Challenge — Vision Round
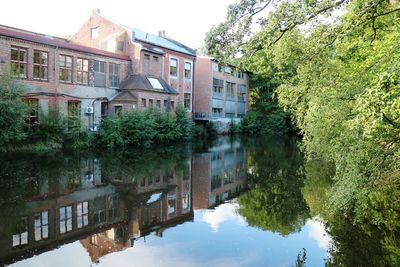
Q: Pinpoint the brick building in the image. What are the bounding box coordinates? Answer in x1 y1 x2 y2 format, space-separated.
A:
0 24 131 131
193 56 250 126
70 9 195 115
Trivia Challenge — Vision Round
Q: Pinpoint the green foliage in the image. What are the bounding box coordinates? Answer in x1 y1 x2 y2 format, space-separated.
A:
99 107 193 149
193 121 218 139
229 118 239 134
175 103 193 140
36 106 66 143
0 70 27 149
238 137 310 236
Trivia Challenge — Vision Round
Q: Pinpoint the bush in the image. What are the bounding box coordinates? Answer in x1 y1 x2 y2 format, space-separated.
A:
229 118 240 134
36 107 66 143
240 110 288 136
0 70 27 150
99 106 193 149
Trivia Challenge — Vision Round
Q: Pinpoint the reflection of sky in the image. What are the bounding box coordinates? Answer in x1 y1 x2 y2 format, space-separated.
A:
10 202 331 267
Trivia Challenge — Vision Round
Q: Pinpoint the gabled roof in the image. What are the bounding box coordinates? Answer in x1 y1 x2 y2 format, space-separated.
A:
93 11 196 57
0 24 130 61
119 74 178 94
109 90 138 102
126 27 196 56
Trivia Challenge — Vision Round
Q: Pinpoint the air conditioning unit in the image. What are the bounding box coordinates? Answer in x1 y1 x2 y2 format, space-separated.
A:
85 106 94 114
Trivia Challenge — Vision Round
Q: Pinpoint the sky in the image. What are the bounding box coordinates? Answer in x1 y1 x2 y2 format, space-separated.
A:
0 0 238 49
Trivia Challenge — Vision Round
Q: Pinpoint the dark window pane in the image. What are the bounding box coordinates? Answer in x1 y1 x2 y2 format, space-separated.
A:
34 51 40 64
34 65 40 78
11 48 18 60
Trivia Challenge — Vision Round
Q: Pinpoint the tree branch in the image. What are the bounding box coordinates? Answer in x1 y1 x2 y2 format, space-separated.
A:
382 112 400 129
270 0 347 45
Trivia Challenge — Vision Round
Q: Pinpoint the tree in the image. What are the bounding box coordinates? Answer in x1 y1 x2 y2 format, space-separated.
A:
0 69 27 150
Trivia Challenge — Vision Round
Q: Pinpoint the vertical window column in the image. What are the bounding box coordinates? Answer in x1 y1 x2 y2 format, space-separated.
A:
33 50 48 81
11 46 27 79
59 55 73 83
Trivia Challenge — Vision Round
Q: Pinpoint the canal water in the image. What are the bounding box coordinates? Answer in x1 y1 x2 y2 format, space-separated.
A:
0 136 388 266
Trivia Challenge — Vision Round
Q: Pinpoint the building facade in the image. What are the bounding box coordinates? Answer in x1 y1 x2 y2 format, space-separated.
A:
0 24 131 131
70 9 195 115
193 56 250 124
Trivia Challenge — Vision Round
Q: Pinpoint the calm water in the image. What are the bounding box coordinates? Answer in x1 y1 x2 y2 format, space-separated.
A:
0 136 390 266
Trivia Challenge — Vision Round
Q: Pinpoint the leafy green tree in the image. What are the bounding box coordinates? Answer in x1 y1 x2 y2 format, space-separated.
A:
0 69 27 150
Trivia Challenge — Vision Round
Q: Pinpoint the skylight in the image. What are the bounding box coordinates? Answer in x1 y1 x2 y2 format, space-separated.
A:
147 78 164 90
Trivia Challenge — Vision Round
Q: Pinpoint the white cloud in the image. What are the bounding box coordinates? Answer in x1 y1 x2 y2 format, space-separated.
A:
10 241 91 267
306 217 332 251
202 201 247 232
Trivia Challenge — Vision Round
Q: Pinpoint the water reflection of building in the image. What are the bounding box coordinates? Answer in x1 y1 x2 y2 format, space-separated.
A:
192 138 247 209
0 158 193 265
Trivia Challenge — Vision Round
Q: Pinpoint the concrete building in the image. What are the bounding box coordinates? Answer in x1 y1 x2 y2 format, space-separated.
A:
193 56 250 128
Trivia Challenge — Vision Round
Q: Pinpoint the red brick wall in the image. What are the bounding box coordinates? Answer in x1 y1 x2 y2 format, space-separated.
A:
193 57 213 116
70 10 130 56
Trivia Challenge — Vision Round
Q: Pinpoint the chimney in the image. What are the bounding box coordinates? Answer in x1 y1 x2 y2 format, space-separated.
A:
158 30 166 37
92 9 100 15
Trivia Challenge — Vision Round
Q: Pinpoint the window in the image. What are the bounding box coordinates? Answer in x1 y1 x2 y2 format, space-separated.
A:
93 210 106 224
114 105 122 114
101 102 108 118
170 101 175 110
218 65 224 72
67 101 80 130
153 56 159 62
59 206 72 234
211 175 222 191
77 58 89 85
149 99 154 106
24 98 39 127
184 93 191 110
156 100 161 108
226 82 235 98
33 50 48 80
11 46 27 79
212 62 218 72
213 78 223 95
117 41 124 52
225 66 232 74
164 100 168 111
94 60 106 87
144 54 150 60
34 211 49 241
141 98 146 107
12 217 28 247
77 202 89 229
109 63 120 88
226 112 235 118
238 71 245 79
238 84 246 101
212 108 223 118
184 62 191 79
59 55 73 83
90 27 98 40
147 78 164 89
169 58 177 77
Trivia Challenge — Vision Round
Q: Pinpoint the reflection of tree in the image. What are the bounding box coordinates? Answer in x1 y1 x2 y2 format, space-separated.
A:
238 137 309 236
302 159 334 217
325 215 397 267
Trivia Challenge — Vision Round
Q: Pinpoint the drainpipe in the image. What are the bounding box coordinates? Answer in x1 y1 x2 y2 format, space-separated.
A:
54 46 59 112
192 55 196 118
